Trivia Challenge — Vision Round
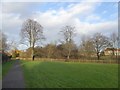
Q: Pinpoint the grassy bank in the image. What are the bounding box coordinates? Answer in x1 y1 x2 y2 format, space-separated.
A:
21 60 118 88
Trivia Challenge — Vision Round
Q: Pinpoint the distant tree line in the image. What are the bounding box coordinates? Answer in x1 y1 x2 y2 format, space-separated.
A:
19 33 118 61
19 18 119 61
0 31 11 63
20 43 79 59
1 19 119 62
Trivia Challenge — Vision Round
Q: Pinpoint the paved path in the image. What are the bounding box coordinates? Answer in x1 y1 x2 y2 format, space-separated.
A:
2 60 25 88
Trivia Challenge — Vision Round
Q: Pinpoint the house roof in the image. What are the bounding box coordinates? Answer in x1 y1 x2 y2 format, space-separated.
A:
105 48 120 51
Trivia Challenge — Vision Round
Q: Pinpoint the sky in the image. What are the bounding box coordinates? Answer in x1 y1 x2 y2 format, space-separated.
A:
1 1 118 50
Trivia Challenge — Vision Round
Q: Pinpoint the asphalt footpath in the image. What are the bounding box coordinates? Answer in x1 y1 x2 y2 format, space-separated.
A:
2 60 25 88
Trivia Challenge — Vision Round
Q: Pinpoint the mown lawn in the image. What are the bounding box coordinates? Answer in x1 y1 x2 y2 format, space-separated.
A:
2 60 15 77
0 64 1 79
21 60 118 88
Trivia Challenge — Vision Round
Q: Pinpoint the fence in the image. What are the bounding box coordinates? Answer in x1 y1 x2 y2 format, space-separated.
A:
19 57 119 64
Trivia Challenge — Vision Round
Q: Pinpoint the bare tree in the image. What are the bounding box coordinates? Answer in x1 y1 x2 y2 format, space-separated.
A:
20 19 45 60
79 35 95 59
92 33 111 60
118 31 120 48
0 31 8 51
47 44 56 58
110 32 117 56
60 25 76 60
9 40 18 51
8 40 20 58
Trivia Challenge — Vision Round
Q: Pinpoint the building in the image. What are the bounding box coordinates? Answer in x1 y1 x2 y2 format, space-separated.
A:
104 48 120 56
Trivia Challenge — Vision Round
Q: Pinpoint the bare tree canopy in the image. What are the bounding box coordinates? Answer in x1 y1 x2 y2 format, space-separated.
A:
110 32 117 47
45 43 56 58
110 32 118 56
60 25 76 60
0 31 8 51
79 35 95 58
20 19 45 47
60 25 75 43
118 31 120 48
92 33 111 60
20 19 45 60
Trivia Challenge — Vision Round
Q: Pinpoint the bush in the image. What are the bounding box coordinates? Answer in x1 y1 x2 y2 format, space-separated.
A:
0 51 11 63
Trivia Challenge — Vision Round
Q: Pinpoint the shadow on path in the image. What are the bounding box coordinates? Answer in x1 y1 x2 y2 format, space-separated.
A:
2 60 25 88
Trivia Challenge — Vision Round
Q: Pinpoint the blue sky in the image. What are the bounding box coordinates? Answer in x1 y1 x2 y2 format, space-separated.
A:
1 1 118 50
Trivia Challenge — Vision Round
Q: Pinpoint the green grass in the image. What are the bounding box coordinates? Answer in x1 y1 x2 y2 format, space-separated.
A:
0 64 2 79
2 60 15 77
21 60 118 88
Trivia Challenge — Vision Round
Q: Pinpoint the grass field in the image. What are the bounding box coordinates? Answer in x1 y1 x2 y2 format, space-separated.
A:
0 64 1 79
2 60 15 77
21 60 118 88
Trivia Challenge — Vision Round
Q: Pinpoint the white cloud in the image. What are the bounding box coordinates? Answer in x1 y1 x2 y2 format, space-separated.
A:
31 2 117 37
2 2 30 14
2 13 23 32
84 14 102 22
2 2 118 49
2 0 119 2
102 10 107 14
2 13 23 41
32 2 100 27
75 20 117 35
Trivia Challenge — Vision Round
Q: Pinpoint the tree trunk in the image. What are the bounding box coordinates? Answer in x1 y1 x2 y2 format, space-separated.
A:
97 53 100 60
97 55 100 60
67 44 71 60
67 55 70 60
31 46 34 61
112 48 115 56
